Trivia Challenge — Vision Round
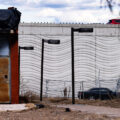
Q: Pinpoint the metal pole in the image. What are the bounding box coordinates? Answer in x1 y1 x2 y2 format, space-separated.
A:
40 39 44 101
46 80 49 97
18 46 20 98
71 28 75 104
81 81 84 99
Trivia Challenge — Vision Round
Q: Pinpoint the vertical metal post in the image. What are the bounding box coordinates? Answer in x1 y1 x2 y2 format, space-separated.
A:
71 28 75 104
81 81 84 99
18 46 20 97
46 80 49 97
40 39 44 101
18 46 34 102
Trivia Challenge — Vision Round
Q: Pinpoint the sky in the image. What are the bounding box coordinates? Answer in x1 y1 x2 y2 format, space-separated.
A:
0 0 120 23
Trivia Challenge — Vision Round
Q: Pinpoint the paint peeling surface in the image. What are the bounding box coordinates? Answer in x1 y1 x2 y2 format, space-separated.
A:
0 58 10 103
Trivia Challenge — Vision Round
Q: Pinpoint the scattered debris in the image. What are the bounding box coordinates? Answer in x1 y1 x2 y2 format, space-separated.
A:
65 108 71 112
25 103 36 109
35 104 45 109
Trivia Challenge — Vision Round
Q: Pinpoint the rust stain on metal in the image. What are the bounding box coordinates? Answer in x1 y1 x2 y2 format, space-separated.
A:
0 58 10 102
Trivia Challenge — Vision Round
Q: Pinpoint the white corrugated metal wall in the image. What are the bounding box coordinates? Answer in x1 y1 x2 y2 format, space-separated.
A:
18 23 120 97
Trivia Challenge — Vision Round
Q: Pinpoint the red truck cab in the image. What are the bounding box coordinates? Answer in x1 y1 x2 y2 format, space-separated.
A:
108 19 120 24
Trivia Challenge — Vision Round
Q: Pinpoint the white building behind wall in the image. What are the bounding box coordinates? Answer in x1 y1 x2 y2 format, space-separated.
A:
18 23 120 97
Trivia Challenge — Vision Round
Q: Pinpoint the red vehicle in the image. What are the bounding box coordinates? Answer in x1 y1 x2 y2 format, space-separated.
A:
108 18 120 24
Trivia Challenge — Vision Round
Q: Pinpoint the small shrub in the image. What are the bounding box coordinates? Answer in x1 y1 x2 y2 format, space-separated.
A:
19 91 39 103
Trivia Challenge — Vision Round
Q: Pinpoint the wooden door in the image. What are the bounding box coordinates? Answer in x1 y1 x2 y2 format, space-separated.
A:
0 57 10 103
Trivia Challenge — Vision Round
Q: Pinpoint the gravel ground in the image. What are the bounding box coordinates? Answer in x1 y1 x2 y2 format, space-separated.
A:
1 98 118 120
56 104 120 117
46 98 120 108
0 105 119 120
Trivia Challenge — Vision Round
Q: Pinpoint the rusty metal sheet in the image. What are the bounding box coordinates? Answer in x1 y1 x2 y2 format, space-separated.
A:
0 58 10 103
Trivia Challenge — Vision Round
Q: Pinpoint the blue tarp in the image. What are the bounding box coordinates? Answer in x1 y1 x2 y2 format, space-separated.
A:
0 8 21 30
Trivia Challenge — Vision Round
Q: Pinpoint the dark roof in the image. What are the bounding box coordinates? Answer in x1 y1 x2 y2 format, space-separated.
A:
0 7 21 30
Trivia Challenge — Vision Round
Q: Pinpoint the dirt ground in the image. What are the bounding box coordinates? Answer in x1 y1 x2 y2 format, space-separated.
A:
20 92 120 108
45 98 120 108
10 97 120 120
0 105 119 120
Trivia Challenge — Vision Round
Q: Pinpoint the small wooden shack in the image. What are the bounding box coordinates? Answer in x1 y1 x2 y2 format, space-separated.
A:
0 7 21 103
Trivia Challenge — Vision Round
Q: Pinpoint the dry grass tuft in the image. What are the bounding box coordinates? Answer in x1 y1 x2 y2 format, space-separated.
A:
19 91 40 103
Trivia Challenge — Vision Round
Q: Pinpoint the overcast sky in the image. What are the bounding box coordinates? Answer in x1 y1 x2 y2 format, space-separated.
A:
0 0 119 23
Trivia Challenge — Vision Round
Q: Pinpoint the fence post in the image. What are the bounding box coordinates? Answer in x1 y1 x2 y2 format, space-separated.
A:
81 81 84 99
46 79 49 97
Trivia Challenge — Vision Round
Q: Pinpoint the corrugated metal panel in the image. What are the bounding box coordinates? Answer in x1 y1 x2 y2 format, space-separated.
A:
19 23 120 97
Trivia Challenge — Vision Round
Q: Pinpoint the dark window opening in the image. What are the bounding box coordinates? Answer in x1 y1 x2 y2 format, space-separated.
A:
108 20 112 23
115 20 120 23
